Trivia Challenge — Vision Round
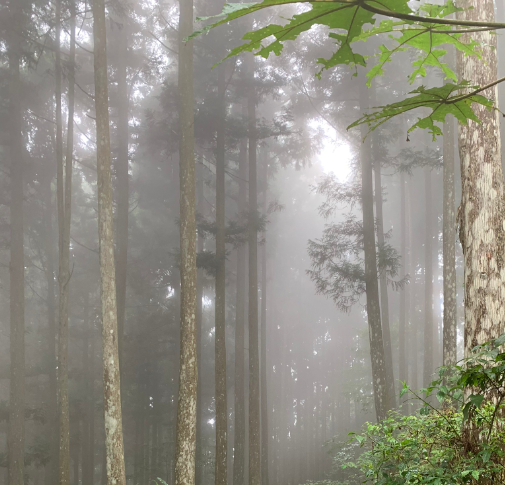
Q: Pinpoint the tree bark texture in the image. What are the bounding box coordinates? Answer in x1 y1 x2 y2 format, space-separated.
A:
399 173 407 385
175 0 198 484
215 63 228 485
233 101 248 485
359 83 390 421
456 0 505 355
8 1 25 483
443 118 457 367
92 0 127 483
423 167 434 386
248 58 261 485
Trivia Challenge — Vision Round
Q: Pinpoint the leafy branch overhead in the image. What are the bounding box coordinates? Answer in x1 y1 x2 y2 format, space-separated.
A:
191 0 505 134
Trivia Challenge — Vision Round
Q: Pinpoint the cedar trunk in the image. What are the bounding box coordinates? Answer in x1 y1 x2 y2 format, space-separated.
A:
92 0 127 483
174 0 198 484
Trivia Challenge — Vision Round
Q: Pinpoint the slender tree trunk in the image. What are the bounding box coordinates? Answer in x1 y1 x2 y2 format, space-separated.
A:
115 18 129 368
57 1 75 482
92 0 127 483
260 159 269 485
373 146 395 406
359 83 389 421
443 119 457 366
409 186 418 393
423 168 434 386
8 1 25 483
233 101 248 485
43 169 58 485
399 173 407 386
196 161 204 485
248 57 261 485
175 0 198 483
457 0 505 354
215 63 228 485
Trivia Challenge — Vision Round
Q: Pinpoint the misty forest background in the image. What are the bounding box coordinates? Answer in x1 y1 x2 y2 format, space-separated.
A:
0 0 500 484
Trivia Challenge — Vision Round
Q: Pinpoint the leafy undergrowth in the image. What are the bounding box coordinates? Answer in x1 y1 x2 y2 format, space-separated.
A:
313 334 505 485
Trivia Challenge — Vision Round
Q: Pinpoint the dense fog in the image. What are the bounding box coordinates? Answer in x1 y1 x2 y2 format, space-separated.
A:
2 0 505 484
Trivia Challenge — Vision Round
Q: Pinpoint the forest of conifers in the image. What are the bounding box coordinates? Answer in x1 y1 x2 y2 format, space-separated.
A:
3 0 505 484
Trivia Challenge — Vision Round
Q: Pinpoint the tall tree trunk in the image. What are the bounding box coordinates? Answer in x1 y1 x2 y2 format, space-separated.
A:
115 17 129 369
260 159 269 485
57 1 75 482
457 0 505 354
373 146 395 406
215 63 228 485
43 170 58 485
248 57 261 485
399 173 407 386
196 161 204 485
92 0 127 483
8 1 25 483
174 0 198 484
443 118 457 366
233 101 248 485
359 83 389 421
423 168 434 386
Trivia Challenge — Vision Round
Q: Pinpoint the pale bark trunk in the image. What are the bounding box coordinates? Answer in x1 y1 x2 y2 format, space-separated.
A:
57 1 75 481
373 148 395 406
8 1 25 483
92 0 127 483
443 118 457 366
115 20 129 368
248 58 261 485
456 0 505 354
175 0 198 483
423 168 434 386
233 101 248 485
359 83 389 421
260 160 269 485
43 171 58 485
399 173 407 385
215 63 228 485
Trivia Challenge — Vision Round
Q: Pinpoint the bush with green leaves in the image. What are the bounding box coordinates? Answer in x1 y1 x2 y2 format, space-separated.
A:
339 333 505 485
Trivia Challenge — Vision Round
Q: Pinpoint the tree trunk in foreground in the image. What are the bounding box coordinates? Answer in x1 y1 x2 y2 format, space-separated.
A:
175 0 198 483
248 58 261 485
92 0 127 483
233 101 248 485
215 63 228 485
457 0 505 355
443 117 457 367
8 0 25 483
359 82 389 421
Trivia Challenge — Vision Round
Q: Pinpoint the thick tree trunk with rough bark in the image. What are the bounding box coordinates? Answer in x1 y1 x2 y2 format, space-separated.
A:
8 1 25 483
92 0 127 483
373 148 395 406
423 168 434 386
248 58 261 485
260 159 269 485
359 83 390 421
115 19 129 368
57 1 75 482
443 118 457 367
174 0 198 484
456 0 505 355
215 63 228 485
233 101 248 485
